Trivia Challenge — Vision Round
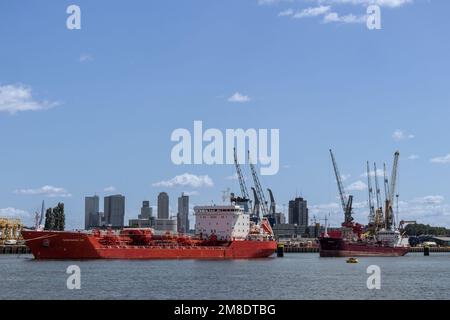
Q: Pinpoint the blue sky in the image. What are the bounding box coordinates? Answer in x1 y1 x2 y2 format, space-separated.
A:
1 0 450 229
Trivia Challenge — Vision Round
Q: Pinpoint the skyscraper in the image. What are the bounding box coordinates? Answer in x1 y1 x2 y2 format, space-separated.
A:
177 193 189 233
288 197 308 226
104 194 125 228
85 195 99 230
157 192 169 219
139 200 153 219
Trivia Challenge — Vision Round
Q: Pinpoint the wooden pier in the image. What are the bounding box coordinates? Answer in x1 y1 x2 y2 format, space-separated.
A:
283 246 319 253
408 247 450 253
282 245 450 254
0 245 31 255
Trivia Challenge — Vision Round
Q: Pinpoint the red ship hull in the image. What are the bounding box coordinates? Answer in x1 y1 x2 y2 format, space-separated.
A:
21 230 277 260
319 237 408 257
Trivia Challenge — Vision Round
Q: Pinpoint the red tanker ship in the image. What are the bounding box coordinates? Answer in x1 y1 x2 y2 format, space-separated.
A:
22 205 277 260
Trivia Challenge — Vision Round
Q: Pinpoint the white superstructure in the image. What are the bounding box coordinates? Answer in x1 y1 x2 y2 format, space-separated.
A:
194 205 250 240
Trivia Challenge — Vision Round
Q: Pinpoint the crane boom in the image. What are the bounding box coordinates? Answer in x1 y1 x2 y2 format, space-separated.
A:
267 188 276 215
249 151 270 218
374 163 382 211
233 148 250 200
389 151 400 204
329 149 348 212
367 161 375 224
329 149 353 225
385 151 400 230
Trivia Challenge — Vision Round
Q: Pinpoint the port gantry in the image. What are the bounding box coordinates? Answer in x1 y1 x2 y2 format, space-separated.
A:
384 151 400 230
329 149 354 226
231 147 252 214
373 162 384 231
248 150 270 223
367 161 376 229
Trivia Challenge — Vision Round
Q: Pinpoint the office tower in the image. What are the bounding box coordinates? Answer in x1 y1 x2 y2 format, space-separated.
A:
157 192 169 219
177 193 190 233
288 197 308 226
104 194 125 228
139 200 153 219
85 195 99 230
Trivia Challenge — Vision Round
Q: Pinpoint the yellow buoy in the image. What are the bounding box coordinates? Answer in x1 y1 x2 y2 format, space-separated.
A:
346 257 359 264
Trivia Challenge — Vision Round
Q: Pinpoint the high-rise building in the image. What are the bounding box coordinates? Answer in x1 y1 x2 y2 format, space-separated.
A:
85 195 99 230
104 194 125 228
288 197 308 227
157 192 169 219
177 193 190 233
139 200 153 219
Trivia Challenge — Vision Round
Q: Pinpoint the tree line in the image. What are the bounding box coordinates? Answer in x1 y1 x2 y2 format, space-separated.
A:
44 202 65 231
404 223 450 236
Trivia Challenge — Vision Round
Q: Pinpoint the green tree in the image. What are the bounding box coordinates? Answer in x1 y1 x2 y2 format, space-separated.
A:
44 208 54 230
56 202 65 231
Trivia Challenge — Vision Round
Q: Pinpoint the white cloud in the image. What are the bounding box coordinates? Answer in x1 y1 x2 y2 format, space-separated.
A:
430 154 450 164
360 169 384 178
103 186 116 192
152 173 214 188
392 129 415 141
0 84 58 114
225 173 239 180
323 12 366 24
278 8 294 16
0 207 30 218
293 6 331 18
79 54 93 62
319 0 412 8
347 180 368 191
341 174 351 182
228 92 251 103
311 195 450 228
14 185 72 198
408 154 419 160
183 191 199 196
258 0 293 5
413 195 445 205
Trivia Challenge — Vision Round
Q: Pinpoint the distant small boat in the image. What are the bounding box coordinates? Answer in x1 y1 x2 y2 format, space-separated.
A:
346 257 359 264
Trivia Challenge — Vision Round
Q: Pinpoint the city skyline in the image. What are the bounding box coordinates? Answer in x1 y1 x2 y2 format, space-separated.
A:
1 1 450 229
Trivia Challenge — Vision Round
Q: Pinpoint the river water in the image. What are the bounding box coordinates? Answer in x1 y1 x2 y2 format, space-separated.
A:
1 253 449 300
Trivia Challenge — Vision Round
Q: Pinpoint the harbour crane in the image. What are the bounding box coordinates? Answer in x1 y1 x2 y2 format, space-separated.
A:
329 149 354 226
251 187 260 222
231 148 251 213
367 161 376 226
384 151 400 230
267 188 277 226
248 151 270 221
373 162 384 230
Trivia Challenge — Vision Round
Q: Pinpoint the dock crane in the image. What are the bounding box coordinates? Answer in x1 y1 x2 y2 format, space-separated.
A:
251 187 260 222
267 188 277 226
329 149 354 226
373 162 384 230
231 148 252 213
367 162 375 220
384 151 400 230
248 151 270 222
367 161 376 228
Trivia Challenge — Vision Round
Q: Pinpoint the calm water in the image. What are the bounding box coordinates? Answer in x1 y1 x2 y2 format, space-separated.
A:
1 253 449 300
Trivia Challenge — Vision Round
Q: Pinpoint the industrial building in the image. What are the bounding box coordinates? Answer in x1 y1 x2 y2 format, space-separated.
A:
129 201 155 228
154 218 177 233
